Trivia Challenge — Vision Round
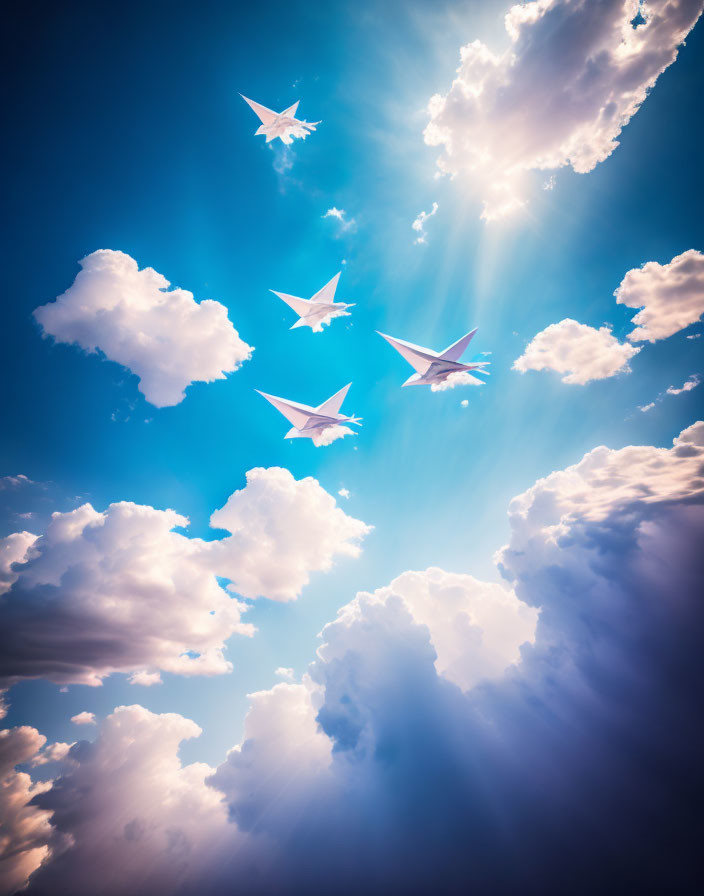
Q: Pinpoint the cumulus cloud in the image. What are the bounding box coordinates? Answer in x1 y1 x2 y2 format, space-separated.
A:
0 727 68 894
513 318 639 383
25 705 237 896
0 530 36 595
412 202 438 244
0 469 369 690
33 250 253 407
210 467 371 600
69 713 95 726
615 249 704 342
11 425 704 894
323 207 356 232
324 568 537 694
430 370 485 391
460 399 469 408
424 0 703 219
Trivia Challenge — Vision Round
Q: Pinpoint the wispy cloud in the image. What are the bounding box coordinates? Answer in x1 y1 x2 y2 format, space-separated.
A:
412 202 438 244
323 207 356 233
638 374 700 413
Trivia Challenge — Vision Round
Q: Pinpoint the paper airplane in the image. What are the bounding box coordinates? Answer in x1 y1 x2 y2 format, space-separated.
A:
271 272 353 332
377 328 490 387
241 95 320 145
256 383 361 443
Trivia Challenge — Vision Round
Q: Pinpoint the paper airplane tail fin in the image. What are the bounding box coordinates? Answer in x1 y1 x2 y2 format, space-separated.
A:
290 318 307 329
440 328 478 362
402 373 423 387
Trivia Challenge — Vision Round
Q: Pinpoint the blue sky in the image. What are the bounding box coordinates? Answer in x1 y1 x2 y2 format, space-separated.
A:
1 3 703 892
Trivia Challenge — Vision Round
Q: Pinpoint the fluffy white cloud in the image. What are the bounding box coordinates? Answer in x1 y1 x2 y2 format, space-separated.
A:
337 488 350 500
26 705 237 895
513 318 639 383
10 425 703 894
210 467 371 601
0 469 369 688
70 713 96 727
211 681 332 835
615 250 704 341
325 568 537 693
496 421 704 569
33 250 253 407
430 370 485 391
424 0 703 219
412 202 438 244
0 530 36 595
0 727 68 895
0 502 250 688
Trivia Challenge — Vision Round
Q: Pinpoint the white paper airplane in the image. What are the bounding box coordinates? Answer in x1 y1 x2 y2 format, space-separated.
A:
377 328 490 387
256 383 361 442
271 272 353 332
240 95 320 145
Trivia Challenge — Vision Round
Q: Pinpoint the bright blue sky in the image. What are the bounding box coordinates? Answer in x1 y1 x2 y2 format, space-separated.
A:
2 0 702 766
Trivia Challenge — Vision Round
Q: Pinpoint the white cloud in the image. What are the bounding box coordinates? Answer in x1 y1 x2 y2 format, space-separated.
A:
337 488 350 500
33 250 253 407
430 370 485 391
460 399 469 408
7 424 704 894
686 333 701 340
128 670 163 687
0 474 33 490
274 667 294 680
412 202 438 244
210 467 371 601
70 712 96 726
0 726 68 894
0 469 369 688
615 250 704 342
312 424 355 446
327 569 538 694
0 530 37 595
513 318 639 384
637 373 700 412
667 374 701 395
323 207 356 232
424 0 703 219
543 176 556 191
26 705 237 895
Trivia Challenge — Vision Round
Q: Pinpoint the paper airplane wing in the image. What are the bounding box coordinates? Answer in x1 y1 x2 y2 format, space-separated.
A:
310 272 341 305
316 383 351 416
439 329 478 361
241 95 277 126
256 391 313 429
377 332 437 375
270 290 313 318
281 101 300 118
